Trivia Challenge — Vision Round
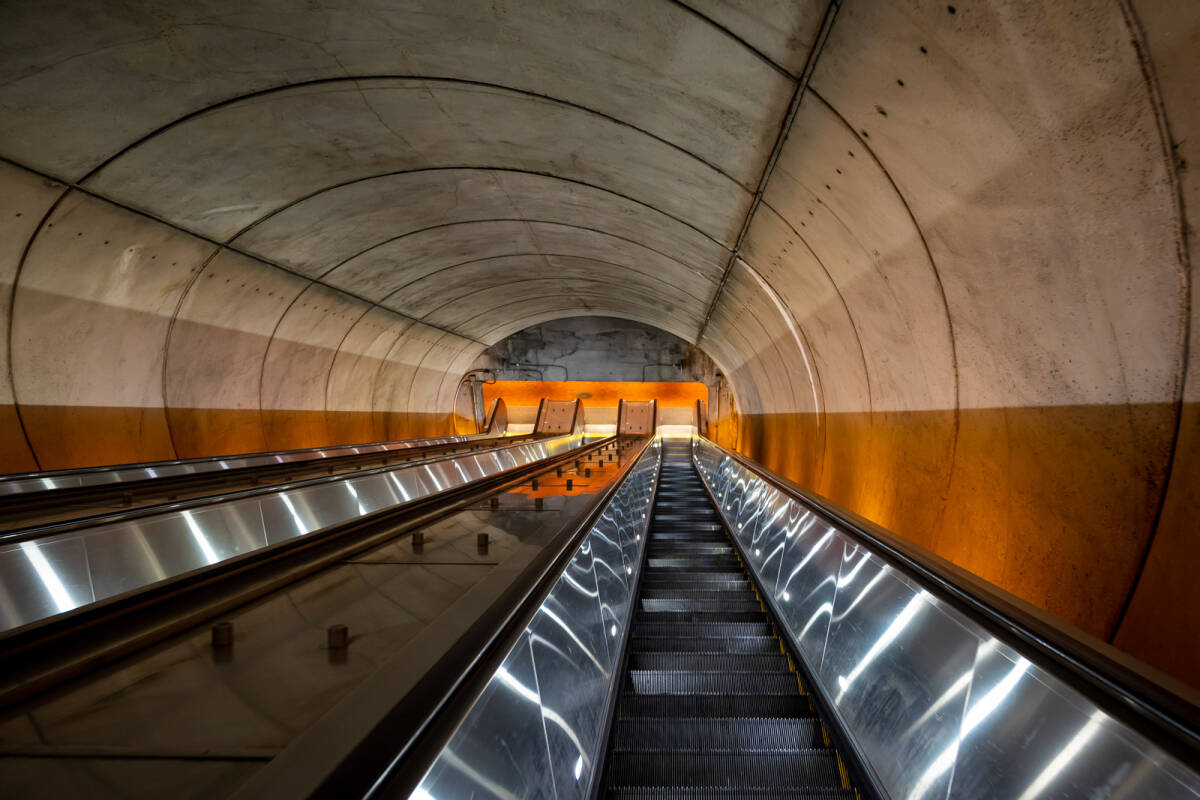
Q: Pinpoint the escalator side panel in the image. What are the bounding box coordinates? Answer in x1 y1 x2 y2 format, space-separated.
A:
693 436 1200 800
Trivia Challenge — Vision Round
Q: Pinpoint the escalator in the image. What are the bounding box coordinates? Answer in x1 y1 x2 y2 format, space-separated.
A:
602 440 857 798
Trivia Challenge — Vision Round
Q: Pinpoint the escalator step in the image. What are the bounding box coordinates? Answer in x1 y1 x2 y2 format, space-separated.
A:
641 572 748 585
640 586 750 598
646 543 733 554
630 635 780 654
608 790 857 799
607 751 843 790
620 694 811 718
647 557 742 569
635 610 766 624
611 717 824 752
640 598 763 614
627 652 789 672
627 670 798 695
631 622 773 638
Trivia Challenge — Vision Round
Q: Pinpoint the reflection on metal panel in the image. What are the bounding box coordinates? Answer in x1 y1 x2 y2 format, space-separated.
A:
0 435 585 632
693 436 1200 800
0 432 492 497
400 439 660 800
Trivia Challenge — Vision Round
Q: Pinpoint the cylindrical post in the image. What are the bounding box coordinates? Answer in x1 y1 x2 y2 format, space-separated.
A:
211 621 234 648
327 624 350 650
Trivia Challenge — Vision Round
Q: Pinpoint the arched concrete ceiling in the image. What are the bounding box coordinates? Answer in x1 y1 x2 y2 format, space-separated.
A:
1 0 1199 689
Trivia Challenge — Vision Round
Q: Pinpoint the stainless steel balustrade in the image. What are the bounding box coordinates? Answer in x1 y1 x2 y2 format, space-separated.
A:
0 432 498 497
0 434 586 632
691 435 1200 800
398 438 661 800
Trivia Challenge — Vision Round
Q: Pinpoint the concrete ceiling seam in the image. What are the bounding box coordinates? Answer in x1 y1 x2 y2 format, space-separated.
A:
378 253 715 318
805 88 961 491
413 273 709 329
74 77 751 194
255 281 353 439
1108 0 1193 643
695 0 841 344
320 302 377 426
736 255 828 426
668 0 801 80
2 180 69 472
233 166 734 258
308 219 715 285
465 292 702 341
0 160 491 347
748 204 873 417
82 78 752 243
160 244 233 462
470 300 703 347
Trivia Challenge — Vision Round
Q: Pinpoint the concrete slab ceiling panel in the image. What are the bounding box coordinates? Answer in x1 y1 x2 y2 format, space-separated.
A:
164 250 310 458
83 80 750 244
232 170 730 280
259 283 374 450
11 191 217 468
0 0 791 182
0 162 65 472
325 308 416 445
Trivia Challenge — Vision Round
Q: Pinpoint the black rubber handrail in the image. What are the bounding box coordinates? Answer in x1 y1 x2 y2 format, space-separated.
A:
0 433 545 544
698 436 1200 765
0 431 499 482
311 435 657 800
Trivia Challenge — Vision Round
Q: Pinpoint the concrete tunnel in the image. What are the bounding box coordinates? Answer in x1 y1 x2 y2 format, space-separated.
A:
0 0 1197 702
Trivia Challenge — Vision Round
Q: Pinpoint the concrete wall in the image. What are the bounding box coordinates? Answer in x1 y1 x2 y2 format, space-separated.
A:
480 316 705 383
0 0 1197 688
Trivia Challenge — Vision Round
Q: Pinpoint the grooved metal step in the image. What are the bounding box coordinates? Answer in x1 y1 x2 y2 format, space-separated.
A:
611 718 824 752
640 586 751 598
607 751 843 789
619 694 813 718
608 790 857 799
640 598 763 614
627 652 789 672
626 670 799 695
631 621 774 638
634 610 767 624
629 635 780 654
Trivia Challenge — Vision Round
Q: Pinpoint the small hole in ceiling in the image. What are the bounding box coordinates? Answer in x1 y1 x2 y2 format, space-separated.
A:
875 105 888 117
947 5 956 13
897 79 905 87
861 130 870 138
835 169 842 174
920 45 928 54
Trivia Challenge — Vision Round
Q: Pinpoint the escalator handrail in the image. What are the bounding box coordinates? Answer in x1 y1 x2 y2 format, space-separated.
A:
311 436 658 800
0 433 557 545
0 431 506 488
696 435 1200 763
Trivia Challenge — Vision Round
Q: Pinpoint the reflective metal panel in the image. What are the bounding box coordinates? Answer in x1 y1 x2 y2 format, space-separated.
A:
412 632 556 800
401 439 660 800
0 432 494 496
0 435 586 632
693 435 1200 800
